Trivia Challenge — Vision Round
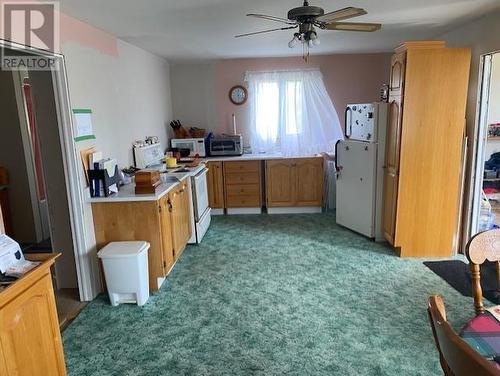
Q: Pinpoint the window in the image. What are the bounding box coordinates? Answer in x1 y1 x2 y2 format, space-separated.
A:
245 69 343 157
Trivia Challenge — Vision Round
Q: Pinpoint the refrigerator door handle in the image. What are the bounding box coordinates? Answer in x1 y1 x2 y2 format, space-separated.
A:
334 140 343 174
345 107 352 138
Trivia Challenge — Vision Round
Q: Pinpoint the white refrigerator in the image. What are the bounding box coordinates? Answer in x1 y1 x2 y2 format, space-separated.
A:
335 103 388 241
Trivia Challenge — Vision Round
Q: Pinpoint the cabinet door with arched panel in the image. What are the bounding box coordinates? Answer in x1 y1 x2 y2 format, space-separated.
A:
383 96 403 245
389 52 406 97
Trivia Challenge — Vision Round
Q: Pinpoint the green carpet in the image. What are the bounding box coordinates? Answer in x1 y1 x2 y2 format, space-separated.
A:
63 213 474 375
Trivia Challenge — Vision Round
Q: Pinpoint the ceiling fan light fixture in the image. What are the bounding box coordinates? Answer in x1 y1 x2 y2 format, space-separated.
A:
288 33 300 48
238 1 381 59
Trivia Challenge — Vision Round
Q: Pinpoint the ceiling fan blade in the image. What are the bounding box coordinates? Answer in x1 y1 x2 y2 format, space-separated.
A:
247 13 296 25
235 26 297 38
324 22 382 32
315 7 367 23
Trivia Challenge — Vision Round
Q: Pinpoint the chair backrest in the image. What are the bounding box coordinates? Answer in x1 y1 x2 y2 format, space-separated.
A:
466 229 500 315
428 295 499 376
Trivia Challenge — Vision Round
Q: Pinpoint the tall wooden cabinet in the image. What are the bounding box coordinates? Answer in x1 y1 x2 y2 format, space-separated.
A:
382 41 471 257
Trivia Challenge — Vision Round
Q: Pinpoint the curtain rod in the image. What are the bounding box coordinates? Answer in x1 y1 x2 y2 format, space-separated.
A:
244 68 321 75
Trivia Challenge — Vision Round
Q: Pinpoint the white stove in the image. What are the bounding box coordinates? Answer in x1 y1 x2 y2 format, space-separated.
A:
163 164 211 244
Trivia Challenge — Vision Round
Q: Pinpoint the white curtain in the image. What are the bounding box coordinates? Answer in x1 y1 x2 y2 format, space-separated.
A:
244 69 344 157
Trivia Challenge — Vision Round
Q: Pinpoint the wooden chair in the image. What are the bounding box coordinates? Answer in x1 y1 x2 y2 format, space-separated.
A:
466 229 500 315
428 295 500 375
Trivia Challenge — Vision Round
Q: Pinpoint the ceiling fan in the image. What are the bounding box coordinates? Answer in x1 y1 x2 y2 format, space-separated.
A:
235 1 381 54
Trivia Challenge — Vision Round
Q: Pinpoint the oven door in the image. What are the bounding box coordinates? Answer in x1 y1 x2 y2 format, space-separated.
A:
172 140 196 155
210 140 237 155
192 167 209 221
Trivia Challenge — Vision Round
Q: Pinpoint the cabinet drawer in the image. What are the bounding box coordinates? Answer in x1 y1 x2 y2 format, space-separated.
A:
225 184 260 196
226 195 261 207
224 161 260 173
225 172 260 185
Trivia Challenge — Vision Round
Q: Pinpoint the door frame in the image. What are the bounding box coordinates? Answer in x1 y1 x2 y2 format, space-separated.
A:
12 70 47 242
467 51 500 242
0 39 99 301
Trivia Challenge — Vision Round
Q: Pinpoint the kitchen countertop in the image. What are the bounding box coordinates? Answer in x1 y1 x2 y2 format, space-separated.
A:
87 172 190 203
203 153 323 162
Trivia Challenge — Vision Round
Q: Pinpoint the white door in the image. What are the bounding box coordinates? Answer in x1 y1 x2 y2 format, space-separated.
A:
346 103 378 142
336 140 377 238
471 54 495 236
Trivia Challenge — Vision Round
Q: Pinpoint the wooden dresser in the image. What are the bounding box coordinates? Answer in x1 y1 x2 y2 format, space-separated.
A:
382 41 471 257
0 253 66 375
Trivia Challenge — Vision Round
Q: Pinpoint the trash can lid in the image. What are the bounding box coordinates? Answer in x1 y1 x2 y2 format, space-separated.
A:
97 241 150 259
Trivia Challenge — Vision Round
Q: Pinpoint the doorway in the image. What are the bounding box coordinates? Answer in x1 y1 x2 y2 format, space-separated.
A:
471 52 500 235
0 47 86 326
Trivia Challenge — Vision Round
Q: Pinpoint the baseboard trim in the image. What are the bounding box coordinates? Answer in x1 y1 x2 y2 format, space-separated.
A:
210 208 225 215
267 207 322 214
226 207 262 215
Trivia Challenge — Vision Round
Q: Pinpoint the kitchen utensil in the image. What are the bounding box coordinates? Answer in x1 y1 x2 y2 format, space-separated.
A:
189 127 206 138
170 120 189 139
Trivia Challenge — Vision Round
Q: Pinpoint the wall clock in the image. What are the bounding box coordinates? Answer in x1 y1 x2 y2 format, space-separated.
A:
229 85 248 105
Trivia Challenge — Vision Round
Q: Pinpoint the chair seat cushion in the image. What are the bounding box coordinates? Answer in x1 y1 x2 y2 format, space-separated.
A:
460 311 500 360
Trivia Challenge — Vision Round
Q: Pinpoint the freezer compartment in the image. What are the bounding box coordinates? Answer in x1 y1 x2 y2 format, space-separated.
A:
335 140 377 238
345 103 378 142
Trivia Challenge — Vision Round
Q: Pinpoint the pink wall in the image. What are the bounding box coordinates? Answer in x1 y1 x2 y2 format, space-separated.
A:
214 53 391 144
0 0 118 56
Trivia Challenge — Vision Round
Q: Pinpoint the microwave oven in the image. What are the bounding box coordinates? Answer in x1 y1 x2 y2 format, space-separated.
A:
209 135 243 156
171 138 206 157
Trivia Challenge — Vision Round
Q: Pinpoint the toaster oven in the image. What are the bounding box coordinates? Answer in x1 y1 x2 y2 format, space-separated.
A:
209 135 243 156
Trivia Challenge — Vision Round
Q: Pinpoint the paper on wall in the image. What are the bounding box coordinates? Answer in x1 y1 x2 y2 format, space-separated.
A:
73 109 96 142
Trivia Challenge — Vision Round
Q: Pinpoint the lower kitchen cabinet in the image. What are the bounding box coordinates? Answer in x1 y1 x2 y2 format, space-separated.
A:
159 195 175 273
266 157 324 208
265 160 295 207
206 157 325 212
92 182 192 292
168 181 191 260
295 158 324 206
207 161 224 209
224 161 262 209
0 254 66 376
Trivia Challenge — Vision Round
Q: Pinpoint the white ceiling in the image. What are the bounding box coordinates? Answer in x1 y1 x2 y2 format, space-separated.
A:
58 0 500 61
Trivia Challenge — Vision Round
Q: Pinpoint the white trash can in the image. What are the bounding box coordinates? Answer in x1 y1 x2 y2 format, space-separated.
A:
97 241 150 306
